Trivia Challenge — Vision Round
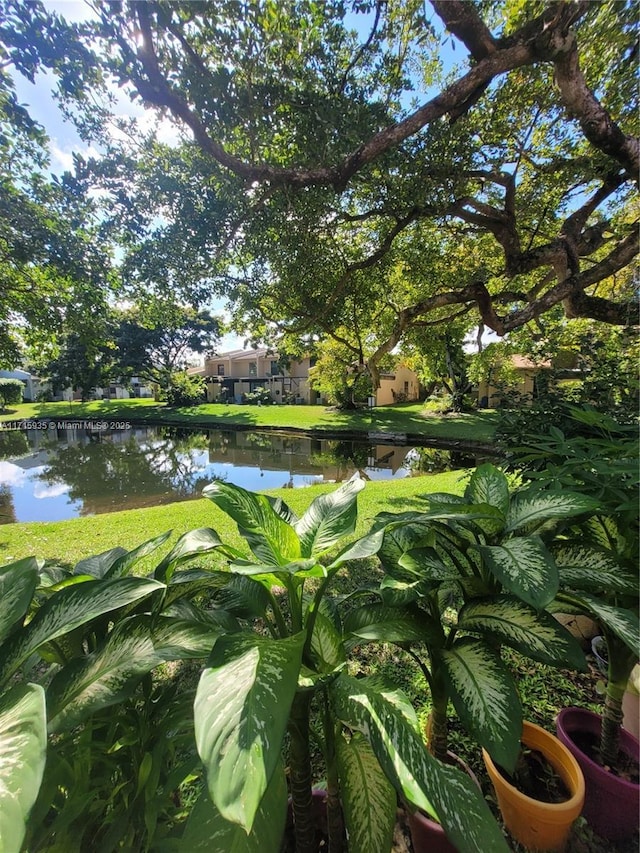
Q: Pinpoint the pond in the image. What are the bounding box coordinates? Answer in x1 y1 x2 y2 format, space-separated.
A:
0 424 483 524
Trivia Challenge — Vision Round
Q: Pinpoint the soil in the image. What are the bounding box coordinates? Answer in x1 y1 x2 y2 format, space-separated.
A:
569 729 640 784
498 746 571 803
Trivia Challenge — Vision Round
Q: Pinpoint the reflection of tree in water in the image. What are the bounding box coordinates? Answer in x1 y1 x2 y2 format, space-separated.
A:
404 447 475 474
0 431 30 460
0 484 16 523
37 429 212 515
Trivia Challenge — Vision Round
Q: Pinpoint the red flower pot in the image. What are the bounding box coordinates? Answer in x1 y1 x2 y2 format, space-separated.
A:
556 707 640 841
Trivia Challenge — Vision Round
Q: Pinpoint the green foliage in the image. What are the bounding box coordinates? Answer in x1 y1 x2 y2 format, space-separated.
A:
164 372 205 407
242 385 273 405
115 302 222 390
194 477 506 853
353 464 595 779
0 377 22 410
502 407 639 768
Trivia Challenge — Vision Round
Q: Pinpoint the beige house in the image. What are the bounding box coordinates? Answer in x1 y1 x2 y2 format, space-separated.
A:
476 355 553 408
194 347 422 406
376 365 421 405
199 348 317 404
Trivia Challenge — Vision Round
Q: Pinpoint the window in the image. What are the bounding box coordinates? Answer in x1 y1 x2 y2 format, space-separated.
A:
270 360 279 375
217 364 225 376
404 381 410 394
248 361 257 377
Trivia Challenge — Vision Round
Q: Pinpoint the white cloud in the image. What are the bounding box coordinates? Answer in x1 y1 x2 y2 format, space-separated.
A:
33 482 71 499
0 462 28 487
50 141 101 174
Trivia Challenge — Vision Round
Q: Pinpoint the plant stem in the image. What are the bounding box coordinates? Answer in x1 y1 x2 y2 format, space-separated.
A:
322 692 344 853
427 669 449 763
288 692 316 853
600 684 624 768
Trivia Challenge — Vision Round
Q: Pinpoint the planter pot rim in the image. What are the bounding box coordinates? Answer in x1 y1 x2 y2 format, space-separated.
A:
557 707 640 792
483 720 585 812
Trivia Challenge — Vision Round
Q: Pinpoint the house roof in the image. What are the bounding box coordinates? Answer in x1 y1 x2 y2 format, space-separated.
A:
511 355 552 370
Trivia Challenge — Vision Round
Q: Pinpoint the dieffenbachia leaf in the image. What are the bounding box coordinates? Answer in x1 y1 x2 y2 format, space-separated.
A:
309 611 346 673
458 596 587 670
182 761 287 853
336 732 396 853
553 545 637 595
344 603 442 646
0 577 164 687
568 593 640 656
203 481 301 565
330 674 508 853
441 638 521 773
105 530 172 578
0 683 46 853
154 528 225 582
47 616 220 733
0 557 39 645
295 475 364 557
475 537 558 609
465 464 510 519
505 491 598 533
194 632 304 831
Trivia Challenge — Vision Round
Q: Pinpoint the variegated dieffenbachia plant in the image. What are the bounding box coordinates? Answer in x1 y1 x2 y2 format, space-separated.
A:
0 529 236 852
345 464 597 781
190 475 509 853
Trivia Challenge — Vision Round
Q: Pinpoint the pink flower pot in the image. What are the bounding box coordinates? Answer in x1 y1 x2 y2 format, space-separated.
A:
556 707 640 841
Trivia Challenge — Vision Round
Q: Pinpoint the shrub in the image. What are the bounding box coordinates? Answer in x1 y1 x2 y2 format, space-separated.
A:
164 373 205 407
0 378 23 410
242 386 273 405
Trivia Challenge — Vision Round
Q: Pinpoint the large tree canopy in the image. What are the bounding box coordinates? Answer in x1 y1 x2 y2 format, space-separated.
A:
2 0 637 385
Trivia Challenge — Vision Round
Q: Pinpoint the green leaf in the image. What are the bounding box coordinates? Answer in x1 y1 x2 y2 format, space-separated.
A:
378 576 428 606
336 732 396 853
505 491 598 533
441 638 522 772
194 632 304 831
46 620 158 733
475 537 558 608
458 597 587 670
0 577 164 686
74 546 127 578
344 603 441 645
465 464 510 517
229 557 319 577
105 531 172 578
214 574 271 619
378 519 435 579
553 545 637 595
570 593 639 655
46 615 218 733
154 528 224 582
0 683 46 853
162 569 232 606
327 527 385 569
182 762 287 852
203 481 301 565
0 557 39 645
398 547 461 583
295 475 364 556
330 674 508 853
309 611 345 672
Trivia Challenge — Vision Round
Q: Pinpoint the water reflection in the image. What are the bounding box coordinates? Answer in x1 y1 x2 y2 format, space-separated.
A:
0 425 475 523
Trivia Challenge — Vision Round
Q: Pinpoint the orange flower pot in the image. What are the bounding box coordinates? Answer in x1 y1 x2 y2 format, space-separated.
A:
483 721 585 852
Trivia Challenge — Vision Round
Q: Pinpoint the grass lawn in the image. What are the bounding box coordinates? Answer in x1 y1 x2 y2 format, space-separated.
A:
0 471 469 568
0 399 499 442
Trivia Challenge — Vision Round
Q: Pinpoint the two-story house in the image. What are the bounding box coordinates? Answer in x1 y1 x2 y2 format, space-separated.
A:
201 348 316 404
